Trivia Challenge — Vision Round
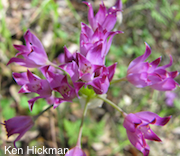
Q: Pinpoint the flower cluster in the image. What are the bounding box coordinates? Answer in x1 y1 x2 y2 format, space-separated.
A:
7 1 123 110
126 43 179 91
2 0 179 156
123 111 171 156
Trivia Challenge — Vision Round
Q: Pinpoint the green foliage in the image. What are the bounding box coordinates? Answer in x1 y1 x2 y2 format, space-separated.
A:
63 118 105 147
111 86 121 97
63 118 81 145
0 0 14 58
0 98 15 119
131 0 176 25
174 99 180 110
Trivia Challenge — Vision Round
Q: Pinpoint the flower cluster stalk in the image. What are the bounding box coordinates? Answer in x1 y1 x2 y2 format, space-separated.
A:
97 95 126 117
76 100 89 148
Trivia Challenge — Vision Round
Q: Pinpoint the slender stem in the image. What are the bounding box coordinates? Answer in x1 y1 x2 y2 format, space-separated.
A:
76 100 89 148
97 95 126 117
33 105 53 121
110 77 127 85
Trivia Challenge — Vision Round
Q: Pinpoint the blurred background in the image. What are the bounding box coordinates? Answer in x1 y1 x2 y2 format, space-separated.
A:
0 0 180 155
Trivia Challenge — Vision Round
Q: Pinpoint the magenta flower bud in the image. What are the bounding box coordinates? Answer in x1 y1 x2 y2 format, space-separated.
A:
65 146 86 156
1 116 34 148
123 111 171 156
7 30 49 68
126 43 179 91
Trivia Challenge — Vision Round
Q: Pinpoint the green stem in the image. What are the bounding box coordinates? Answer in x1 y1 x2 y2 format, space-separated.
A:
110 77 127 85
33 105 53 121
97 95 126 117
76 100 89 148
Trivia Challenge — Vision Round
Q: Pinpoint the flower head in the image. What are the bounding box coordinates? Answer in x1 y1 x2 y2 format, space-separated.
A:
123 111 171 156
7 30 49 68
13 70 52 110
2 116 34 148
80 22 122 65
84 0 122 31
126 43 179 91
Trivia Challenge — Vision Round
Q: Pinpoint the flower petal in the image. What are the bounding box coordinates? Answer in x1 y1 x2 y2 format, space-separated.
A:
135 111 171 126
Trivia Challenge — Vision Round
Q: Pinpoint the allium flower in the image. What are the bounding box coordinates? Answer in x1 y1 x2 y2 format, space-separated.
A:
41 66 84 108
1 116 34 148
13 70 52 110
7 30 49 68
84 0 122 31
123 111 171 156
65 146 86 156
87 63 116 94
80 23 122 65
126 43 179 91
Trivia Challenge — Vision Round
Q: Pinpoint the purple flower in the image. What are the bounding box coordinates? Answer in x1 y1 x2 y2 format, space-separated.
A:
84 0 122 31
41 66 84 108
7 30 49 68
1 116 34 148
13 70 52 110
123 111 171 156
65 146 86 156
126 43 179 91
80 23 122 65
77 53 102 82
88 64 117 94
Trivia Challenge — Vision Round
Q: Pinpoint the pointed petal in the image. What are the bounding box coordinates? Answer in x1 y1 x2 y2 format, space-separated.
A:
150 78 178 91
95 2 106 26
53 98 70 109
13 45 29 55
114 0 123 11
27 70 40 83
83 2 96 30
7 57 39 68
102 31 123 58
126 129 150 156
28 96 42 111
169 71 179 79
148 57 161 72
158 55 173 69
140 126 161 142
24 30 45 53
81 23 93 38
102 14 117 31
64 46 75 63
13 72 29 86
135 111 171 126
128 43 151 70
107 63 117 82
